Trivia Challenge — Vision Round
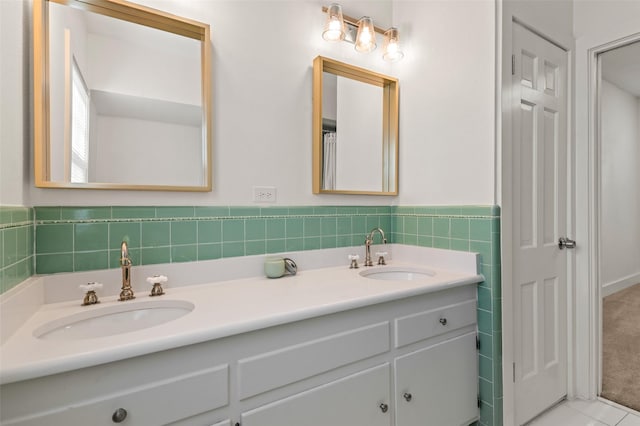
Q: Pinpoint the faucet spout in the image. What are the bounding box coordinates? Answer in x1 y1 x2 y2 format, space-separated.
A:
118 241 135 301
364 227 387 267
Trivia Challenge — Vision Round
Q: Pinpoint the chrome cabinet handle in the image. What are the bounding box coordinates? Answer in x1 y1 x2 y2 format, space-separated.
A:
379 403 389 413
439 317 447 326
558 237 576 250
112 408 127 423
403 392 412 402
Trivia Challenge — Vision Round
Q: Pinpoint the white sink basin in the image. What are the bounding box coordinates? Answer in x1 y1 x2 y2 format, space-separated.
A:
34 300 194 341
359 267 436 281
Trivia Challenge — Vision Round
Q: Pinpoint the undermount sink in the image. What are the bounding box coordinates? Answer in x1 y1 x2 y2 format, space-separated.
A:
359 266 436 281
34 300 194 341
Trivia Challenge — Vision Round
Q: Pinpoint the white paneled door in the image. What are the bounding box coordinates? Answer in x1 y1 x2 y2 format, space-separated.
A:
512 22 569 425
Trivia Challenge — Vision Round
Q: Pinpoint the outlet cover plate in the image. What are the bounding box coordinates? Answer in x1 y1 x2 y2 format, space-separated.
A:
253 186 277 203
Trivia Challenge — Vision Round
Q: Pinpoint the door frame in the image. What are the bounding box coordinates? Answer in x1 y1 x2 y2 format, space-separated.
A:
585 31 640 399
500 11 575 426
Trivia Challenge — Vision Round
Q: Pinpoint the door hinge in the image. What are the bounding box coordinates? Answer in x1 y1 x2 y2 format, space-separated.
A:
476 335 480 350
478 397 482 408
512 54 516 75
513 362 516 383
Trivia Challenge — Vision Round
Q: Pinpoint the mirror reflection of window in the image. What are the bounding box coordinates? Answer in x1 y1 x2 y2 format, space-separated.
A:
70 58 90 183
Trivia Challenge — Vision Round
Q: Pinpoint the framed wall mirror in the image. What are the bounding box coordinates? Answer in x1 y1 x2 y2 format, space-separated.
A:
312 56 399 195
33 0 212 191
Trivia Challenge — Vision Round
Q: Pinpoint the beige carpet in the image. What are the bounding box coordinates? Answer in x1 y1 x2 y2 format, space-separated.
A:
601 283 640 412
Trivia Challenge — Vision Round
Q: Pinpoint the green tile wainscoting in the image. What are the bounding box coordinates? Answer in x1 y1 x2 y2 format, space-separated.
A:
33 206 392 274
0 206 35 293
3 204 502 426
392 205 502 426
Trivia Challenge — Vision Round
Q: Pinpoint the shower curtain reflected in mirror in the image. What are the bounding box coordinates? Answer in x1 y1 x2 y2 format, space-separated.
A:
323 131 337 190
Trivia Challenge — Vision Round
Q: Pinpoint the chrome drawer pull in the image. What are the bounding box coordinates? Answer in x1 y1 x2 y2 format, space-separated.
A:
112 408 127 423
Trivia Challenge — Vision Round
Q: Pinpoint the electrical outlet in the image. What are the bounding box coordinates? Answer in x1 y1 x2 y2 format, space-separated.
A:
253 186 277 203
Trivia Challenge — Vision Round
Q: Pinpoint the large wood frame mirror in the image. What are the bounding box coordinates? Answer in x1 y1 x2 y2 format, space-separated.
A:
312 56 399 195
33 0 212 191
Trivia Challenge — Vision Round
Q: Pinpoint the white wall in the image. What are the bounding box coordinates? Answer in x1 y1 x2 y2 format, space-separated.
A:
27 0 499 207
30 0 397 206
573 0 640 400
394 0 496 205
335 76 382 192
600 80 640 292
93 115 203 186
87 32 200 105
0 0 30 206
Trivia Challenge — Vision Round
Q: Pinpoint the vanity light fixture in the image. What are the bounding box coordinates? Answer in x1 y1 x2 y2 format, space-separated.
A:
321 4 404 62
354 16 376 52
382 27 404 62
322 3 345 41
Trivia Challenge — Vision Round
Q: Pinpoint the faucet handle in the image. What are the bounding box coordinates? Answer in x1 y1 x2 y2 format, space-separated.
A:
375 251 388 265
146 275 168 284
79 282 103 292
147 275 167 297
79 282 102 306
348 254 360 269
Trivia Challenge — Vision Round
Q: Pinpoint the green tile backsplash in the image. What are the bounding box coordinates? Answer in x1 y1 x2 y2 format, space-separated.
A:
32 206 392 274
0 206 35 293
5 204 502 426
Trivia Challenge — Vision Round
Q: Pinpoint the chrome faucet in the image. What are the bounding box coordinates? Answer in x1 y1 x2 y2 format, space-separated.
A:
118 241 135 301
364 227 387 266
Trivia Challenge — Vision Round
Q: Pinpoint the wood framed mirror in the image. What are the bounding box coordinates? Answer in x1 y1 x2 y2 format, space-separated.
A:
312 56 399 195
33 0 212 191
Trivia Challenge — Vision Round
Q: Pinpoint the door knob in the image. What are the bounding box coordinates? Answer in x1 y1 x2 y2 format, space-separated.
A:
558 237 576 250
403 392 412 402
379 403 389 413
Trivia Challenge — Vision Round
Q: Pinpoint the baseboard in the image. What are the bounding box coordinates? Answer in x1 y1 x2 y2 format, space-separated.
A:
602 272 640 297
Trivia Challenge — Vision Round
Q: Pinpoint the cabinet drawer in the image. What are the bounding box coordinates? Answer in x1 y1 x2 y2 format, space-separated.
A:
238 322 389 399
395 299 476 348
3 364 229 426
241 363 391 426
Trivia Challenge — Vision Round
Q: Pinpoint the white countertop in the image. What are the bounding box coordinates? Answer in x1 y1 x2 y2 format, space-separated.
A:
0 246 482 385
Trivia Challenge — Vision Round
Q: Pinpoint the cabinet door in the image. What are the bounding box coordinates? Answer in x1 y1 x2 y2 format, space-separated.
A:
395 332 478 426
241 364 392 426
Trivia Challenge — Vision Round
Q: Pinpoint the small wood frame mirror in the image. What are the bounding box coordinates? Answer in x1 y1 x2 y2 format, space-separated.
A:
312 56 399 195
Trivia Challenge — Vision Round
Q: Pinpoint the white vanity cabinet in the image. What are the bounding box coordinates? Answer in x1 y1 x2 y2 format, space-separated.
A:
392 297 479 426
1 283 479 426
0 354 230 426
241 364 392 426
394 332 478 426
235 283 478 426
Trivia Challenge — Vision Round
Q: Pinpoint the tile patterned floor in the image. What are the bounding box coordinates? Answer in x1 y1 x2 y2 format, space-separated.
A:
528 399 640 426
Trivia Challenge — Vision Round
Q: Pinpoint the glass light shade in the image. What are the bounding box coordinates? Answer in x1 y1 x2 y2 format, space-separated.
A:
322 4 345 41
355 17 376 52
382 27 404 62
